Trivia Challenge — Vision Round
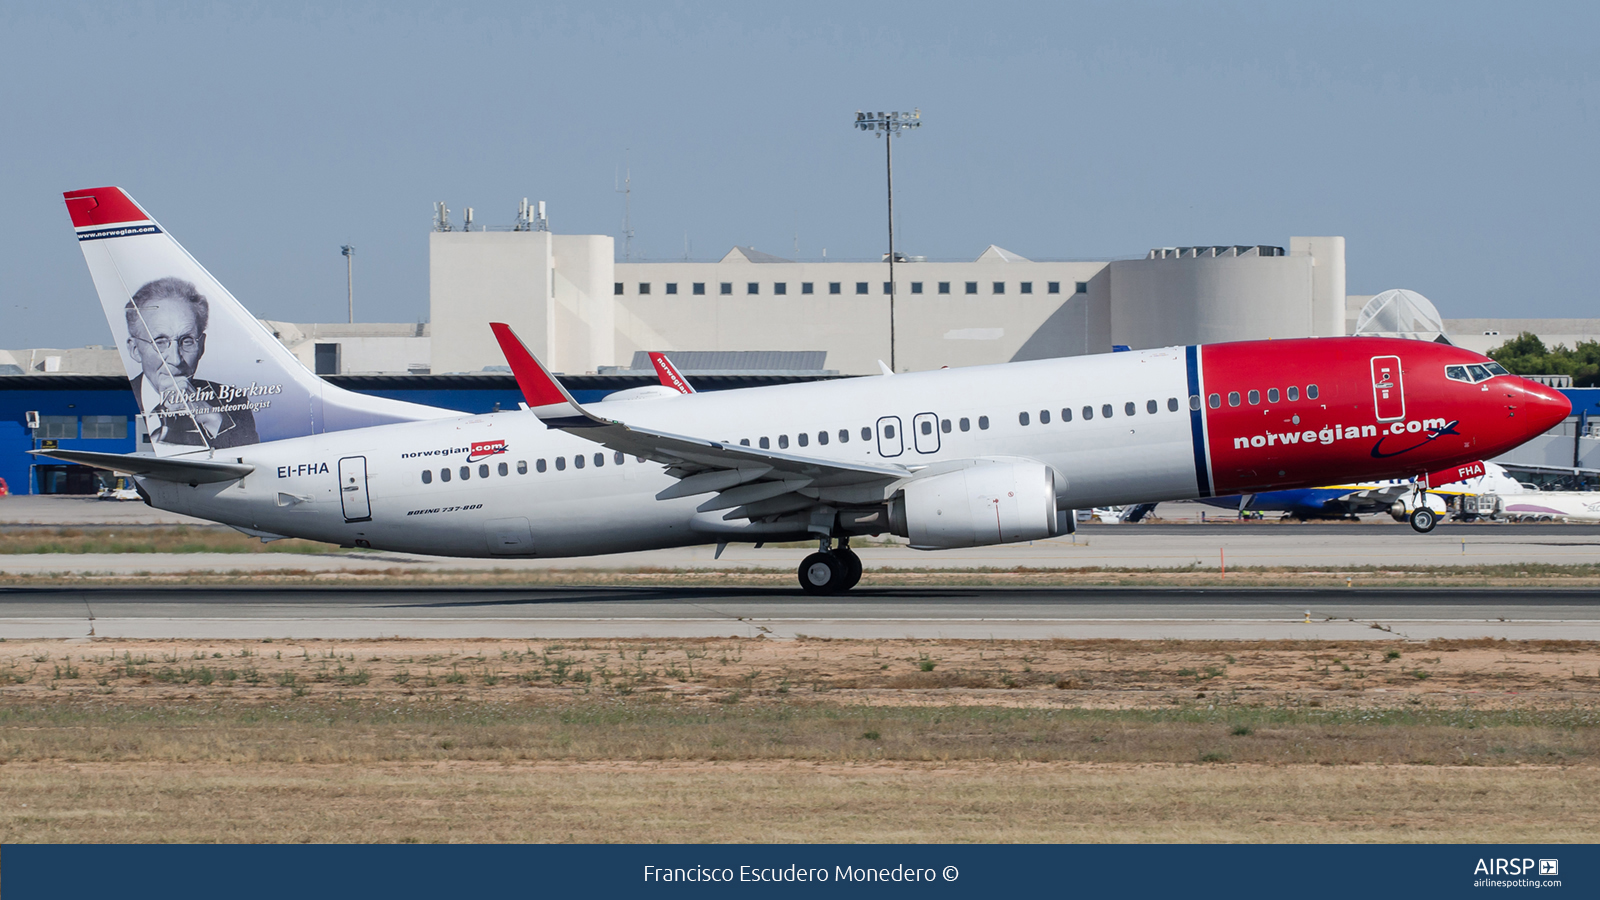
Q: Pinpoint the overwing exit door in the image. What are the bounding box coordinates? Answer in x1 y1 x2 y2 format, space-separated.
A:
1370 355 1405 421
876 416 904 457
338 456 372 522
912 412 940 454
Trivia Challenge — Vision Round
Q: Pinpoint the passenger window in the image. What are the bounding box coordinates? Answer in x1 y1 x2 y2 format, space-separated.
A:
921 420 933 435
740 438 750 446
555 457 566 471
1247 390 1260 405
478 464 489 478
818 431 829 445
460 466 470 481
440 468 451 482
520 460 529 474
940 418 951 433
1124 402 1135 416
1267 388 1279 403
759 437 770 449
1307 384 1319 399
884 424 896 439
1228 392 1240 407
1019 411 1030 426
839 429 849 443
978 416 990 430
1039 409 1050 424
614 451 624 465
574 455 585 469
778 435 789 449
594 452 604 467
1147 399 1158 414
1287 386 1299 401
421 470 432 484
1082 406 1093 420
1168 397 1180 412
1061 407 1072 422
497 462 508 476
1102 404 1114 418
959 417 970 432
1208 393 1220 409
861 427 871 440
798 433 808 447
536 459 546 473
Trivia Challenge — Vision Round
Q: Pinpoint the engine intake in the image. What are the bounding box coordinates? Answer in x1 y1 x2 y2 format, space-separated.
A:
888 460 1059 549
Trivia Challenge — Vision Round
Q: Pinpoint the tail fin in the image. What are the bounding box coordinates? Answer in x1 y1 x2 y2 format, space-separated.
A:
63 188 450 455
648 352 696 394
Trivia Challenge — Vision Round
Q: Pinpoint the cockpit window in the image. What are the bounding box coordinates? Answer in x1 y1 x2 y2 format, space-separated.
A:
1447 363 1504 384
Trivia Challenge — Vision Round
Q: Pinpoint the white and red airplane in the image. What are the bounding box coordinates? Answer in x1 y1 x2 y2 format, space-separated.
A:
37 187 1570 593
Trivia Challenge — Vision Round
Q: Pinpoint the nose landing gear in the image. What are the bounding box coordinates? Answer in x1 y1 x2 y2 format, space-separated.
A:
1409 507 1438 533
797 537 864 594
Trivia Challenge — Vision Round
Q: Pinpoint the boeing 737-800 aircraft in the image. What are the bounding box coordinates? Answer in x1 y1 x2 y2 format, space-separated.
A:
39 187 1570 593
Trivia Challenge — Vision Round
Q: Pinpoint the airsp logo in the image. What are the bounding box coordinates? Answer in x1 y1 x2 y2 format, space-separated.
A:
1474 858 1548 876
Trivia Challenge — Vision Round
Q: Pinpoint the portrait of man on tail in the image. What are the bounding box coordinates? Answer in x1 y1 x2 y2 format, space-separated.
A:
124 277 260 449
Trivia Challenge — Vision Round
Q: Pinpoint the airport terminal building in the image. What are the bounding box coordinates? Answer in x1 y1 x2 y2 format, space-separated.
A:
3 206 1596 494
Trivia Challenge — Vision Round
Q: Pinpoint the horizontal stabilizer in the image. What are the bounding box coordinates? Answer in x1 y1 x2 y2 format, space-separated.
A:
28 449 253 485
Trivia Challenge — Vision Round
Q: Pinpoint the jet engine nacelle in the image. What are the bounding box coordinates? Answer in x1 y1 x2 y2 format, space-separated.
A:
888 460 1059 550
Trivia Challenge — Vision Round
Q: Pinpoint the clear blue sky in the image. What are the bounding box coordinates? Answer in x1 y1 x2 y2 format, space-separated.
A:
3 1 1596 348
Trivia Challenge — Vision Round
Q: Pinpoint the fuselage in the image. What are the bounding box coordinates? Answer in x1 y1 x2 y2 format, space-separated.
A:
139 337 1570 557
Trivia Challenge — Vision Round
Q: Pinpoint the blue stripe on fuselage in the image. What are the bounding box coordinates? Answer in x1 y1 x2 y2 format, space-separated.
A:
1185 345 1211 497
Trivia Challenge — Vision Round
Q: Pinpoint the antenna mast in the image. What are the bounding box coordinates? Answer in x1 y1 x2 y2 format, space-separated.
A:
616 159 634 261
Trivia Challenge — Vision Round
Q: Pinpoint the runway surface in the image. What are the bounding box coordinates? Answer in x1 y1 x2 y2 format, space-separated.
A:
3 585 1594 641
1 523 1598 577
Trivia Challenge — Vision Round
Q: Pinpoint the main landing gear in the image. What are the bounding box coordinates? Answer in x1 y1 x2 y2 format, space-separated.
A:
797 537 863 595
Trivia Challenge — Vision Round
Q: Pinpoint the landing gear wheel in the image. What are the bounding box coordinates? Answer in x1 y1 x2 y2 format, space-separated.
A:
835 547 863 591
798 552 846 594
1409 507 1438 534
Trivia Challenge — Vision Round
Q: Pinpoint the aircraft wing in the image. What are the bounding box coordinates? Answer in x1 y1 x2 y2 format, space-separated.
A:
28 448 254 484
1324 484 1409 514
490 324 909 519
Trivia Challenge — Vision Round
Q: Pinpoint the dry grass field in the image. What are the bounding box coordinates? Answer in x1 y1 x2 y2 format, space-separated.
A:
1 636 1597 842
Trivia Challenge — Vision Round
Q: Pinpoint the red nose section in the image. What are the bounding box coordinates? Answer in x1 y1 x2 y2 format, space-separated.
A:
1520 379 1571 436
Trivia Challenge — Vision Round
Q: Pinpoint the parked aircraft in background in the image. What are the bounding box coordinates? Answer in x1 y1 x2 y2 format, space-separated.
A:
36 187 1571 592
1198 461 1528 529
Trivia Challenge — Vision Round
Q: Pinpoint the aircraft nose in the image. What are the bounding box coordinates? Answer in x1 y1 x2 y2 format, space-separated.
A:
1519 378 1571 435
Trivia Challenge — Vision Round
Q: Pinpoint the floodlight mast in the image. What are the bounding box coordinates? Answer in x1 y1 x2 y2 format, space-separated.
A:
855 109 920 371
340 244 355 323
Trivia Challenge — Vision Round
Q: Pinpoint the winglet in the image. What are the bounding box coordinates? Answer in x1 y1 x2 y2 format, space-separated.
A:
877 360 894 377
648 352 696 394
489 323 607 427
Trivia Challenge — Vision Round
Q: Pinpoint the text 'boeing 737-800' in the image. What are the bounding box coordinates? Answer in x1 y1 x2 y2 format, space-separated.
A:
37 187 1570 593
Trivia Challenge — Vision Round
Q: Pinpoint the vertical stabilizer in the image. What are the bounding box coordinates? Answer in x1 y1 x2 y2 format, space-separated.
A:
63 187 451 455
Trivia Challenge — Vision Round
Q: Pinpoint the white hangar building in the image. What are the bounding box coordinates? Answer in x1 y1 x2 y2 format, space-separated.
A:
427 209 1350 376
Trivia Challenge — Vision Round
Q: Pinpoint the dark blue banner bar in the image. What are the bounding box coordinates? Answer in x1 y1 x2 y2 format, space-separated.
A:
3 844 1593 898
